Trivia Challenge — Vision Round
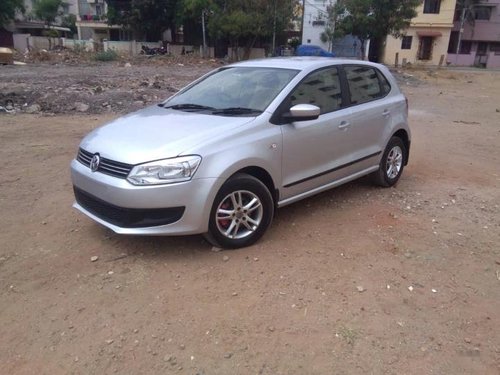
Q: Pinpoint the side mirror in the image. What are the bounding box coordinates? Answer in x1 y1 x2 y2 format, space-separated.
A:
283 104 320 122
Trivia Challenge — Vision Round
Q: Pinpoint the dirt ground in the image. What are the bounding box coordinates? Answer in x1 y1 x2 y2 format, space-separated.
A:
0 61 499 375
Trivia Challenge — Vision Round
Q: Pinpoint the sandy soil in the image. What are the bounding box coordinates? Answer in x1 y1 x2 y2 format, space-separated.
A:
0 63 499 375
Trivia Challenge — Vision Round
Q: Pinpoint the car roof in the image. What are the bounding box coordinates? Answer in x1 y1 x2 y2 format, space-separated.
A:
229 57 382 71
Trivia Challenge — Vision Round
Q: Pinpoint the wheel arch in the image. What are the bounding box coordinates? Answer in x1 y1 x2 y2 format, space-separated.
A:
392 129 410 165
229 166 279 206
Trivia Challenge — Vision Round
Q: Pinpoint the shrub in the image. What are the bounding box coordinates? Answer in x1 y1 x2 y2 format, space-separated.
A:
94 49 118 61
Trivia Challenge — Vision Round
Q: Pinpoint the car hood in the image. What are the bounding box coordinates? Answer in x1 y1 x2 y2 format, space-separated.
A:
80 105 255 165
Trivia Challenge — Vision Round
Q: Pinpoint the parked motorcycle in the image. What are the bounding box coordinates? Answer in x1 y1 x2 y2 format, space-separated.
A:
140 45 168 56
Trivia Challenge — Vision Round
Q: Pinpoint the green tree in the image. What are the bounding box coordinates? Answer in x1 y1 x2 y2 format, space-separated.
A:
332 0 420 60
33 0 64 27
106 0 180 41
181 0 297 59
0 0 24 27
61 13 77 36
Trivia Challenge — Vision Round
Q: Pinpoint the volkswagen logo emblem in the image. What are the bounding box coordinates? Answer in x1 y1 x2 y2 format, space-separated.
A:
90 154 100 172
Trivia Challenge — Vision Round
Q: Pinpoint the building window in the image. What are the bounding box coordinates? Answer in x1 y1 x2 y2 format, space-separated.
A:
401 36 412 50
95 4 103 17
417 37 433 60
312 20 325 27
423 0 441 14
474 6 491 20
447 31 458 53
459 41 472 54
490 43 500 55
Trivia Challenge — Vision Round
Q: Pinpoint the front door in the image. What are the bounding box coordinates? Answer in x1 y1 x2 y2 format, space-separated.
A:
280 67 354 200
418 37 433 60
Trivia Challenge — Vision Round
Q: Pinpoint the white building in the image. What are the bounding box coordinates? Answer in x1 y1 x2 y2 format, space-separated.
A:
301 0 364 58
302 0 333 49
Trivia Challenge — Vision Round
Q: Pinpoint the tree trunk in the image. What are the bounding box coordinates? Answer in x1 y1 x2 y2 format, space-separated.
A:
243 35 258 60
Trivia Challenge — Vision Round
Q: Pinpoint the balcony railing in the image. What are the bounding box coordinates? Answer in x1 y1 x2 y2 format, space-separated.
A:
79 15 107 22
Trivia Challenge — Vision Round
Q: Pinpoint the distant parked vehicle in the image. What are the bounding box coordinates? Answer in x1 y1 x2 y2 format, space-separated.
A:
296 44 335 58
140 45 167 56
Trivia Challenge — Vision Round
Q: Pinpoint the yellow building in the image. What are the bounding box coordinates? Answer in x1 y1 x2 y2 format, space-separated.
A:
382 0 457 66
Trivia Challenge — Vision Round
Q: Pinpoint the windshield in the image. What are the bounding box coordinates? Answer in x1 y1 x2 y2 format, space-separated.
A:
164 67 299 115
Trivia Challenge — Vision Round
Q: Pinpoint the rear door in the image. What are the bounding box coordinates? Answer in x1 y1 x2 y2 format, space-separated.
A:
341 65 394 164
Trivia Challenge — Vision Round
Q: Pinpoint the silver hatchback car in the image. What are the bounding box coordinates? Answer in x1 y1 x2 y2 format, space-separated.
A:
71 57 410 248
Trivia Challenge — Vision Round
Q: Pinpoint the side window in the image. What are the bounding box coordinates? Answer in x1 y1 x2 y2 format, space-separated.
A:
376 70 391 96
289 68 342 114
345 66 388 105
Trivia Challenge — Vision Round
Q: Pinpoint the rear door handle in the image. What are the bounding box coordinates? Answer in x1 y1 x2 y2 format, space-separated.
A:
382 109 391 117
338 121 350 130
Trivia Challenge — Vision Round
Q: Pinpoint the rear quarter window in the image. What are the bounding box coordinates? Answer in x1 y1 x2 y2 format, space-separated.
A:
345 66 391 106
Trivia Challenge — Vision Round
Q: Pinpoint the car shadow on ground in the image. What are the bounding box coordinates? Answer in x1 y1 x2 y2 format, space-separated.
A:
84 176 385 260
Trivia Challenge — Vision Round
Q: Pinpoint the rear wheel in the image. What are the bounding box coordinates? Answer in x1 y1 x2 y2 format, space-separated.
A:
204 174 274 249
373 137 406 187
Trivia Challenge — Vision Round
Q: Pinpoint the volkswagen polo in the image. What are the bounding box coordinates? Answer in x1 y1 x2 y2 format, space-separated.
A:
71 57 410 248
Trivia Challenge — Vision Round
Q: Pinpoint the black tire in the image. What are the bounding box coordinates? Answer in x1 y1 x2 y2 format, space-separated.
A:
373 136 407 187
204 173 274 249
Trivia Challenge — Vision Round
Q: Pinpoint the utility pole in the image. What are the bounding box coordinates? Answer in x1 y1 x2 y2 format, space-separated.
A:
455 6 467 63
272 0 278 56
202 9 207 58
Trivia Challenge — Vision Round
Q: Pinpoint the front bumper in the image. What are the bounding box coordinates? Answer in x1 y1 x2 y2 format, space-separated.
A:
71 159 221 235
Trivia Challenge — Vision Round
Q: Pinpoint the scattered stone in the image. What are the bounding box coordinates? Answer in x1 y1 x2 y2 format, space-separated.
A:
431 288 437 293
211 246 221 252
124 62 132 68
253 257 259 261
90 256 99 262
224 352 233 359
222 255 229 262
105 339 114 344
408 286 414 292
179 344 185 350
232 292 238 296
356 286 366 293
74 102 89 112
25 104 41 113
267 326 275 332
464 338 472 344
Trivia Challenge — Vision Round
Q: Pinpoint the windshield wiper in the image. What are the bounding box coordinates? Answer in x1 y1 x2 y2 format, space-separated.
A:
161 103 216 111
212 107 263 116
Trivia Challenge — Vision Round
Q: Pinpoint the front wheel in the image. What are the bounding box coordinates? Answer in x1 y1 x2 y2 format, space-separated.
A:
204 174 274 249
373 137 407 187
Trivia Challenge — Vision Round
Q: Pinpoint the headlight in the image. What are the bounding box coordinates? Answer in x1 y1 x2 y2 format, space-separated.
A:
127 155 201 185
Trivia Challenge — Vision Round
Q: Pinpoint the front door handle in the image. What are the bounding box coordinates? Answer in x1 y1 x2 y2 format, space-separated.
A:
338 121 350 130
382 109 391 117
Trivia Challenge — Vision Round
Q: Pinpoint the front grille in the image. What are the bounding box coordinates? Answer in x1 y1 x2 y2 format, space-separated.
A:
77 148 133 179
74 187 185 228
